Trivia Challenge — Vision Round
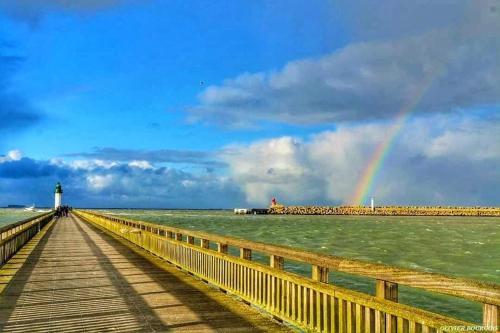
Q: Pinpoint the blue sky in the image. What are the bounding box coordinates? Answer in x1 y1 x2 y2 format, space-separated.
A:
1 1 499 208
2 1 343 156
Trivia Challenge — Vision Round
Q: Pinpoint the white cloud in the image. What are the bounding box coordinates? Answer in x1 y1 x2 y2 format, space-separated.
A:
221 114 500 206
86 174 114 190
7 150 22 160
128 160 153 169
0 149 23 163
181 179 196 188
70 159 118 170
422 121 500 161
221 137 316 204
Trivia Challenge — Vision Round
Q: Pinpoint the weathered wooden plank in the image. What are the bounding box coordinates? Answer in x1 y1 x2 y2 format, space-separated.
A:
483 303 499 328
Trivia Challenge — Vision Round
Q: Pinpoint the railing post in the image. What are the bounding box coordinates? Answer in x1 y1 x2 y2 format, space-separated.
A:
376 280 398 333
483 303 499 329
240 248 252 260
175 233 183 241
270 255 284 270
187 236 195 244
217 243 228 254
376 280 398 302
201 239 210 249
312 265 329 283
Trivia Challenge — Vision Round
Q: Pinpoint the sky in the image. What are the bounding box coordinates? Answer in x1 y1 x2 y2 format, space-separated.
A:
0 0 499 208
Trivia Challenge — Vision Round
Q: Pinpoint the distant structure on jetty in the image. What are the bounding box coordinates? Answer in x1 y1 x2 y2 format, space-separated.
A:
234 197 500 216
6 205 25 208
269 204 500 216
234 197 282 215
233 208 269 215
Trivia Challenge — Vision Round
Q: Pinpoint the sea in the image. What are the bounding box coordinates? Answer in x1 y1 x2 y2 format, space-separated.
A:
0 209 40 227
2 208 499 323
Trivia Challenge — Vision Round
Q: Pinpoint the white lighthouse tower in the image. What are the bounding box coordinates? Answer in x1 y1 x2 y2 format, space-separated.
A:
54 182 63 209
370 197 375 212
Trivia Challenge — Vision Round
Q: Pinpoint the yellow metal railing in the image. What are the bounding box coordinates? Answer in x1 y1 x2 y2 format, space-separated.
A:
74 210 499 333
0 211 54 266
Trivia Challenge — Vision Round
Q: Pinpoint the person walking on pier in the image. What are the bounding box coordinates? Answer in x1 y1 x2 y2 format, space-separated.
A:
54 205 71 218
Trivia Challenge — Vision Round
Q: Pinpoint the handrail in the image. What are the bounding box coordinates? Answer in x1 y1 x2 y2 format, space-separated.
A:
78 210 499 306
75 209 499 332
0 211 55 266
0 211 52 234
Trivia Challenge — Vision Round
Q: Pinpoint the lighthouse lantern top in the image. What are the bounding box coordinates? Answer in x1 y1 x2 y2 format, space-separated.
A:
55 182 63 194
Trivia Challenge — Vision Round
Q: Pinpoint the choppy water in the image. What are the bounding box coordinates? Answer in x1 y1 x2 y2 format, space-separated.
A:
0 209 40 228
1 208 498 323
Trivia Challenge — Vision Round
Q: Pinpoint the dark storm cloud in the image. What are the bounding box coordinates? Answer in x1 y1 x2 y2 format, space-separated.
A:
0 47 42 135
0 157 70 179
189 1 500 126
0 94 41 131
66 147 227 168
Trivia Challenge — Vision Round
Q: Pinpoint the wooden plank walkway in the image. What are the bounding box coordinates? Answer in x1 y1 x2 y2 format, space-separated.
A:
0 214 292 333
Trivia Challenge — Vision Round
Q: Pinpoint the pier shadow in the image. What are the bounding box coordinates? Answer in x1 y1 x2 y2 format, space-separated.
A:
0 215 286 332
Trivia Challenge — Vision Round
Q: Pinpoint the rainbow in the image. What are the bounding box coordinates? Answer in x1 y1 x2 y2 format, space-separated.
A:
349 71 440 206
348 12 472 206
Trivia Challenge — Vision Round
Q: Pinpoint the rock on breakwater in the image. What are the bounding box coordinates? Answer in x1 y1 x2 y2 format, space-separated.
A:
268 206 500 216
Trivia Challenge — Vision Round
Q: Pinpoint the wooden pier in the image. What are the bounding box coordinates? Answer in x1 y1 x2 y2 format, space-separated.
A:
0 214 290 332
1 211 499 332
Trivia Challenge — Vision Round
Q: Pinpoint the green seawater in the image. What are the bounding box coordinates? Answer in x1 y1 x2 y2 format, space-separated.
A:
98 209 500 324
0 209 40 228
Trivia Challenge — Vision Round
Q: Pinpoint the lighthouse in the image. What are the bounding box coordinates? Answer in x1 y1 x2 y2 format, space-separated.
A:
370 197 375 212
54 182 63 209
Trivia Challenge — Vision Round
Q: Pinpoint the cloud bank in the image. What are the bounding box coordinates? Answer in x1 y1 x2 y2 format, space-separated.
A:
220 114 500 206
66 147 225 168
0 155 242 208
3 113 496 208
190 1 500 126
